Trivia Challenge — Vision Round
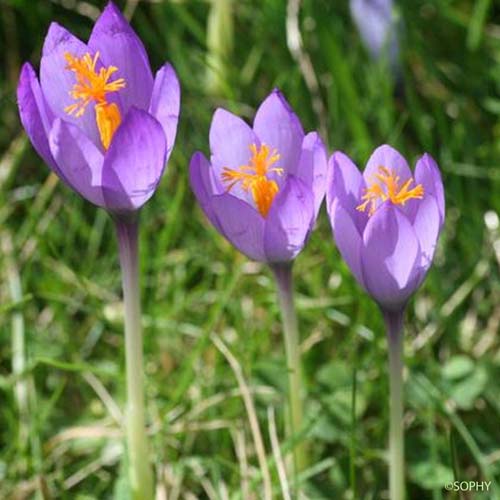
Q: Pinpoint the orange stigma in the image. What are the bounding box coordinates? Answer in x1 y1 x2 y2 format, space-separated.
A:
64 52 126 149
357 166 424 216
221 144 283 217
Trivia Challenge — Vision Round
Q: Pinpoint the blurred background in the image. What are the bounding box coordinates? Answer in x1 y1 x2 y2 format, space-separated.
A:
0 0 500 498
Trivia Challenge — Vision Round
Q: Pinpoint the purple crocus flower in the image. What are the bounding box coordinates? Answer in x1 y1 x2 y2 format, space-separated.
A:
327 144 445 312
17 4 181 496
17 1 180 214
328 145 444 498
189 89 327 263
350 0 399 65
190 90 327 475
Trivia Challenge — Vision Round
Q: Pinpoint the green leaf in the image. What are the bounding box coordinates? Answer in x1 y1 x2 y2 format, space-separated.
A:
466 0 492 51
448 366 488 410
114 450 131 500
442 356 475 380
317 361 352 388
409 462 454 490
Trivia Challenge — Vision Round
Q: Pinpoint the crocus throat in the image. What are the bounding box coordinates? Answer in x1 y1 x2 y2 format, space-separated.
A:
64 52 126 150
356 166 424 216
221 143 283 218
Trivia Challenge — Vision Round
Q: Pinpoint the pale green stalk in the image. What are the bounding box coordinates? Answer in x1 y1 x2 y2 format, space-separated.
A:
383 309 405 500
2 233 29 459
206 0 233 94
115 216 153 500
271 263 307 481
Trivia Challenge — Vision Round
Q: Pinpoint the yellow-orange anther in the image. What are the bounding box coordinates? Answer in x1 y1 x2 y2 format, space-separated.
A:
64 51 126 149
357 166 424 216
95 102 122 151
221 144 283 217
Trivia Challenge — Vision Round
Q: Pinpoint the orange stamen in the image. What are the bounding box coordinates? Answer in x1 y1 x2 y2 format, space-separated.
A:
95 102 122 151
357 166 424 216
64 51 126 149
221 144 283 218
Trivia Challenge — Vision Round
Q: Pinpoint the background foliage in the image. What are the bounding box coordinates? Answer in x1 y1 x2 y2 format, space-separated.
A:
0 0 499 498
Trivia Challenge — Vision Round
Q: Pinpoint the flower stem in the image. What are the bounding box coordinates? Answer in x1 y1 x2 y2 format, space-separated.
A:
2 232 29 464
271 263 307 479
115 216 153 500
382 309 405 500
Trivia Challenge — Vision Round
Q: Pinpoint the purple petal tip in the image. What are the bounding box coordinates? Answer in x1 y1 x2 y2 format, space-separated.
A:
43 23 73 56
269 88 293 112
103 1 122 16
18 62 35 83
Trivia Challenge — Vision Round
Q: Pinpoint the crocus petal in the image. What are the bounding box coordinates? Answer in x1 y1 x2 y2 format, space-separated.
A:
101 107 166 212
149 63 180 161
415 153 445 228
48 118 105 207
253 89 304 180
361 203 421 310
209 108 259 204
363 144 412 184
362 144 416 217
327 151 367 233
412 194 440 281
350 0 399 62
40 23 100 146
189 152 224 233
263 176 314 263
17 63 58 172
330 199 365 287
211 194 265 261
88 1 153 113
291 132 328 218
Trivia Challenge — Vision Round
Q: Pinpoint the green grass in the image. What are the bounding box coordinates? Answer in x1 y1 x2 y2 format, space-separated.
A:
1 0 500 498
